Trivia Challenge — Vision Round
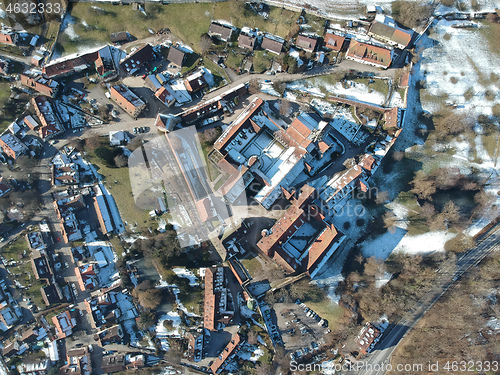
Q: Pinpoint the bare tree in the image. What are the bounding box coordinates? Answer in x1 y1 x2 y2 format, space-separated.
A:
383 211 398 233
85 134 102 151
114 154 128 168
199 34 213 55
279 99 291 118
411 172 436 200
248 79 260 95
247 329 258 345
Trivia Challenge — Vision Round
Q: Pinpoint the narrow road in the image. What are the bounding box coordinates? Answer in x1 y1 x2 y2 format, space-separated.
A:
354 224 500 375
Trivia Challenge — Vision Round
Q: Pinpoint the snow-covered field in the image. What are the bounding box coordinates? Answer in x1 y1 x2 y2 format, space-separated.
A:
420 20 500 117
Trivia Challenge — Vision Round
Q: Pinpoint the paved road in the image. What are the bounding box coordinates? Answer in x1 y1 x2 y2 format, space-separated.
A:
353 224 500 375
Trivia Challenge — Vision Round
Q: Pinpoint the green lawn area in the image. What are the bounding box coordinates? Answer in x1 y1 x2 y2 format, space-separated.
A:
43 19 61 51
201 58 227 86
66 1 300 55
252 50 273 73
86 152 157 232
240 255 264 278
305 298 344 331
225 51 245 71
108 235 126 258
0 81 13 132
1 236 46 309
178 284 203 315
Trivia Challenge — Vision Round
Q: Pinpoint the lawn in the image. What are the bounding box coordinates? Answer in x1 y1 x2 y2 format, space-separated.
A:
240 255 264 278
65 1 300 55
1 236 28 262
0 80 13 132
202 59 227 86
43 19 61 51
177 284 203 315
225 51 245 71
252 50 273 73
480 21 500 57
305 298 344 332
86 151 157 232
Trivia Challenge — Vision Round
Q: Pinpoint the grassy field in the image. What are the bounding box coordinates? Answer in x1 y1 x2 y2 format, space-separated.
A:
305 298 344 331
304 74 390 99
86 152 157 232
65 1 300 55
43 19 61 51
1 236 46 309
240 255 264 278
0 81 12 132
252 50 273 73
480 21 500 57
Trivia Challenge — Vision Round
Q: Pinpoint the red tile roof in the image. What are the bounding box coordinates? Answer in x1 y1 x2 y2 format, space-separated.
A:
346 40 392 68
323 33 347 52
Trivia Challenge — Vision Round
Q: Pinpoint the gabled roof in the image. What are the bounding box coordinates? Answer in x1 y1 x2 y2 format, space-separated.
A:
238 33 256 50
323 32 346 51
296 34 318 52
369 21 412 48
346 40 392 68
208 22 233 41
261 34 284 54
167 46 186 67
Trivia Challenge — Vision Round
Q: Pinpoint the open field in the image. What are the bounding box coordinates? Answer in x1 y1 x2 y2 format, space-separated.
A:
64 1 301 55
86 152 158 232
0 81 13 132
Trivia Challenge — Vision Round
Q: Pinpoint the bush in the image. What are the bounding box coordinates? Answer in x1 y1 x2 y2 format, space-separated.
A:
94 146 123 167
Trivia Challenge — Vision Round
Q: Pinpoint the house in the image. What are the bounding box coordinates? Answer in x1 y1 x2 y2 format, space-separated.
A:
208 22 234 42
18 360 51 375
2 340 20 357
257 185 345 277
75 264 98 291
384 107 402 129
209 333 243 374
109 84 146 119
323 32 347 52
109 130 130 146
204 267 235 331
42 50 99 79
52 310 77 339
355 322 381 353
184 69 208 93
295 34 318 53
110 31 129 43
24 115 40 130
94 46 119 82
155 113 179 132
20 73 59 97
0 132 28 159
95 324 124 346
368 19 412 49
0 26 18 45
120 43 154 75
261 33 285 54
31 96 64 139
26 231 47 251
41 284 62 306
21 328 39 344
186 331 204 362
167 46 186 67
92 184 116 235
238 33 257 50
59 347 92 375
0 306 20 329
0 58 9 75
102 354 126 373
154 86 176 106
31 53 45 67
399 71 410 88
346 40 393 69
31 250 52 279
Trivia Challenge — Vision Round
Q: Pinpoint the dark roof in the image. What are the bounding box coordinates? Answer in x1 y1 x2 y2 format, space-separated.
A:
110 32 128 43
167 46 186 67
296 34 318 52
261 34 284 54
208 22 233 41
41 284 61 305
368 21 412 48
120 44 154 72
238 33 256 50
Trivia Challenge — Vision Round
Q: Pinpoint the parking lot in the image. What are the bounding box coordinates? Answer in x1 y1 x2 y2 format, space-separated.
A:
274 302 330 360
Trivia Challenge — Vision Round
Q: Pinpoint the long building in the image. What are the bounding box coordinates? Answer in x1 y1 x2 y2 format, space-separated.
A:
109 84 146 119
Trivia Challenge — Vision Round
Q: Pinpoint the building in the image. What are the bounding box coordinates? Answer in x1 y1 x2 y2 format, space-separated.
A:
257 185 345 277
211 98 335 209
261 34 284 54
109 130 130 146
0 178 11 197
204 267 235 331
384 107 402 129
355 322 381 354
110 31 129 43
75 264 98 291
31 53 45 67
0 26 18 45
41 284 62 306
53 194 84 243
27 231 47 251
18 360 51 375
120 43 154 75
94 46 119 81
31 251 52 280
368 19 412 49
295 34 318 53
109 84 146 119
238 33 256 50
102 354 125 373
52 310 77 339
2 340 20 357
0 132 28 159
31 96 64 139
209 333 243 374
167 46 186 67
43 51 99 79
346 40 393 69
154 86 176 106
323 32 347 52
20 74 59 97
155 113 179 132
0 306 20 329
95 324 124 346
208 22 234 42
24 115 40 131
59 347 92 375
184 69 208 93
186 331 204 362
